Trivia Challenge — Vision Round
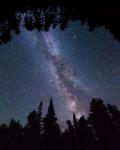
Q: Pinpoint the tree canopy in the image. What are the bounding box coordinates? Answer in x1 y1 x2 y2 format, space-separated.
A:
0 1 120 44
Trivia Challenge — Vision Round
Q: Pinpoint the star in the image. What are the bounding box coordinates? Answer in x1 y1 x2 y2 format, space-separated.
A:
6 74 9 78
50 79 54 83
73 35 77 39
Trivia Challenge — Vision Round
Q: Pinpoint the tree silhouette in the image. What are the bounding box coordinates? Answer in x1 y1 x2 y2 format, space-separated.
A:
88 98 119 150
0 97 120 150
37 101 43 134
24 110 40 150
64 119 75 150
43 97 61 150
0 1 120 43
9 119 23 150
107 104 120 150
0 124 9 149
76 116 95 150
73 112 77 129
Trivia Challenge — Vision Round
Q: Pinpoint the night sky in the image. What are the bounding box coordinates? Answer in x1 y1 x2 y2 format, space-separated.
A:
0 21 120 125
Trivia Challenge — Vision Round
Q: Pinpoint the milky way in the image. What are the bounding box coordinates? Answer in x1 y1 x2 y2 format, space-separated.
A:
33 31 91 118
0 22 120 125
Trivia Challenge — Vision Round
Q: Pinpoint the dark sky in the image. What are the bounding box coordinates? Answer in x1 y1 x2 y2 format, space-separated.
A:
0 21 120 125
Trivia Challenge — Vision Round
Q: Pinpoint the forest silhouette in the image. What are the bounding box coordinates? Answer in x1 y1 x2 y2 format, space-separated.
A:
0 1 120 44
0 97 120 150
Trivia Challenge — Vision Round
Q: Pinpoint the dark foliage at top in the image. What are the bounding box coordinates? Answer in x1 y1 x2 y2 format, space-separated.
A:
0 1 120 44
0 97 120 150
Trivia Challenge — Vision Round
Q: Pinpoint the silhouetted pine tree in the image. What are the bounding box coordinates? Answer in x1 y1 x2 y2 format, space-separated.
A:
9 119 23 150
107 104 120 127
36 101 43 148
107 104 120 150
73 112 78 129
0 124 9 149
24 110 40 150
88 99 115 150
76 116 94 150
43 97 61 150
37 101 43 134
63 120 75 150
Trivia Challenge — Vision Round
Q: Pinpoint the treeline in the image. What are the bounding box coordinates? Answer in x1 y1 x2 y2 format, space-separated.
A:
0 1 120 44
0 97 120 150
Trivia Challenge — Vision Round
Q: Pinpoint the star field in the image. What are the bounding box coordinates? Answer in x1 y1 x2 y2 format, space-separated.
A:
0 21 120 125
